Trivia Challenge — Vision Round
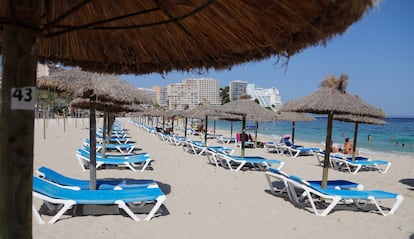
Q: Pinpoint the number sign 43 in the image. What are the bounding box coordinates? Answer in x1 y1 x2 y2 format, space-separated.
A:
11 87 36 110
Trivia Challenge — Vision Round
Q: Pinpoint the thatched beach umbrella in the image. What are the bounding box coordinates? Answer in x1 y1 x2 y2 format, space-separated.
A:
0 1 379 236
280 74 386 188
37 68 142 190
185 101 222 146
220 98 276 157
275 111 316 144
70 97 145 157
162 108 186 134
333 113 387 160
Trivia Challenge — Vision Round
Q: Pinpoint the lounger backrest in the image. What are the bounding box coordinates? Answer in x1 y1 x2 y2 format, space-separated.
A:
77 147 100 160
38 167 72 183
268 168 289 178
288 175 310 186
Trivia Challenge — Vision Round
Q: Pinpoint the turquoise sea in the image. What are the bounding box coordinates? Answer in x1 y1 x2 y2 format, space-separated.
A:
209 117 414 158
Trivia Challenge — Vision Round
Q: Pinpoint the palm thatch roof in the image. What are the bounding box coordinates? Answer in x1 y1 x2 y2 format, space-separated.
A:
275 111 315 122
37 68 148 104
334 114 387 125
185 103 222 120
280 74 386 118
0 1 381 232
220 99 276 121
70 98 144 113
0 1 378 75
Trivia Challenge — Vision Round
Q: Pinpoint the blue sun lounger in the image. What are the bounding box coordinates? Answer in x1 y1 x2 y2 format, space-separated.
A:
76 147 153 172
33 177 167 224
96 132 131 144
329 155 391 174
36 166 158 190
217 153 284 171
265 168 364 199
83 138 136 154
285 174 403 216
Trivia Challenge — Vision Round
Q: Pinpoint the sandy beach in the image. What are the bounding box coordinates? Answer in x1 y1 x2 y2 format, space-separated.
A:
33 117 414 239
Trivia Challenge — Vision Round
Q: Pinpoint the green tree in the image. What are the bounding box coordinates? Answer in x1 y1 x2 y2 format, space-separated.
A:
220 86 230 104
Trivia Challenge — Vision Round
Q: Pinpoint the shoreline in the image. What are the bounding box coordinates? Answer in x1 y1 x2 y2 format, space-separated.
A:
206 117 414 155
202 125 414 160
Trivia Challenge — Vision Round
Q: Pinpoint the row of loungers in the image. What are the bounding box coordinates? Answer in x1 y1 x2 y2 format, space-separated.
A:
133 120 285 172
33 121 167 224
264 135 392 174
131 120 402 216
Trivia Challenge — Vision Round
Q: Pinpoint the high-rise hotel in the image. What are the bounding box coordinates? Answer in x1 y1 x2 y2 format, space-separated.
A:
166 78 220 110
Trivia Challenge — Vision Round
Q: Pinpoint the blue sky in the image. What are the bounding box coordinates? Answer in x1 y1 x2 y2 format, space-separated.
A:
121 0 414 117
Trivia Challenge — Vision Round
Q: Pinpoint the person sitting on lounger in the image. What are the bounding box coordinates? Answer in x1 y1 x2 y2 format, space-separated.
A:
343 137 353 154
330 141 340 153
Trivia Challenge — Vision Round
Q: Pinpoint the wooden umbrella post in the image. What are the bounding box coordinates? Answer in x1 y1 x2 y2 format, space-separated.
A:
241 115 246 158
43 102 46 139
89 95 97 190
254 121 258 148
63 109 66 132
352 122 359 161
321 112 334 188
102 110 108 158
0 2 40 237
184 117 188 138
204 115 208 146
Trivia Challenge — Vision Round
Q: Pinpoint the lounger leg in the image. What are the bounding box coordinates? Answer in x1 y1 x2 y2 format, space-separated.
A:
32 204 45 224
49 201 76 224
140 159 152 172
116 200 140 221
198 148 206 155
144 195 167 221
293 150 300 157
116 147 124 154
369 195 404 216
76 156 87 172
379 163 392 174
304 190 340 216
351 165 362 174
125 163 137 171
127 147 135 154
235 162 246 172
318 196 341 216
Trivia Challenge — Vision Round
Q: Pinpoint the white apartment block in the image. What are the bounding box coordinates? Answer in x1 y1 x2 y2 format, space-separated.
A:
229 80 247 101
167 78 220 110
246 84 282 111
183 78 220 107
152 85 168 107
167 82 199 110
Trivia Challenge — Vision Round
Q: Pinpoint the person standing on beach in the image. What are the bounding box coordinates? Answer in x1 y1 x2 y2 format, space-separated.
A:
343 137 353 154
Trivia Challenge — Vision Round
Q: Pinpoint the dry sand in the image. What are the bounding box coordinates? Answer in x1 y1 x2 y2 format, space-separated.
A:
33 117 414 239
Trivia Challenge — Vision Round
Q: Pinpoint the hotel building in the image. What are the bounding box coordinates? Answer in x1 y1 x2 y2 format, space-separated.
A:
246 83 282 111
167 78 220 110
229 80 248 101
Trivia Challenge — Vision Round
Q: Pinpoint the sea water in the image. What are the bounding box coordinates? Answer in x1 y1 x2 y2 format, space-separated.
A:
210 117 414 158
